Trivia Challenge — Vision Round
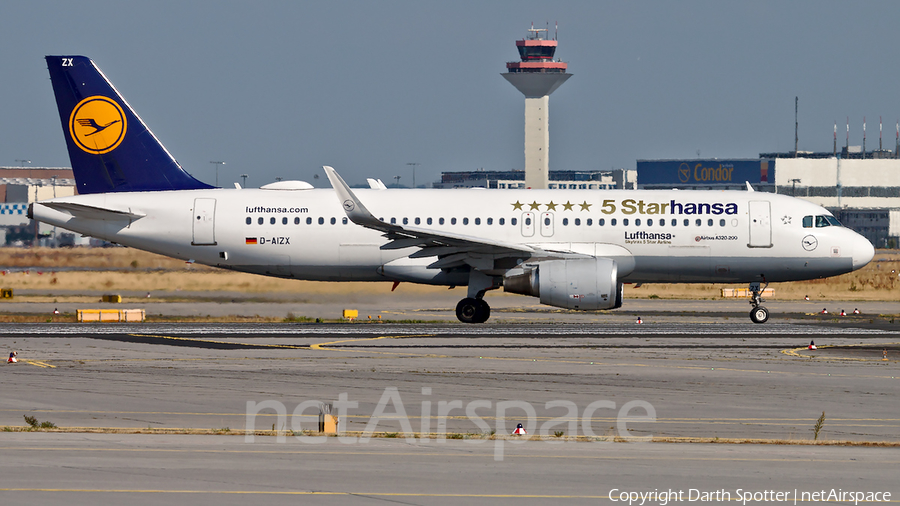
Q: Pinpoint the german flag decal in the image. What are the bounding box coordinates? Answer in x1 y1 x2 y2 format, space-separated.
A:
245 237 258 245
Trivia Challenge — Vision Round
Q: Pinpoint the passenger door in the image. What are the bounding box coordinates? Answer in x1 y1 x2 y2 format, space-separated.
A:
191 198 216 245
748 201 772 248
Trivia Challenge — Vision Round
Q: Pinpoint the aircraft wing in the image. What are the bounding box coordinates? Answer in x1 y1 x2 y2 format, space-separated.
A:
37 201 146 221
324 166 577 269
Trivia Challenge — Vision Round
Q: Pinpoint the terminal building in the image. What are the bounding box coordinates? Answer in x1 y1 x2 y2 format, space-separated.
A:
637 154 900 248
433 169 635 190
0 167 77 246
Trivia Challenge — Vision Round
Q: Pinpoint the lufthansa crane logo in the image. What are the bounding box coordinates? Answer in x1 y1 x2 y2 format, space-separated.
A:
802 234 818 251
68 96 127 154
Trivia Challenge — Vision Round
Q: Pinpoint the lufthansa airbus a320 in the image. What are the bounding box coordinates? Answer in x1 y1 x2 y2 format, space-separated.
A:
30 56 875 323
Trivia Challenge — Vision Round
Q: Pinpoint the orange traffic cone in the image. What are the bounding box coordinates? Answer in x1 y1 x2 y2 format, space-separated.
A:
884 349 888 361
7 351 17 363
808 341 817 350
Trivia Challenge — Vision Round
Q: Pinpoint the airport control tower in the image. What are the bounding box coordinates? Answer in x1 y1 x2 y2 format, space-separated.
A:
503 24 571 189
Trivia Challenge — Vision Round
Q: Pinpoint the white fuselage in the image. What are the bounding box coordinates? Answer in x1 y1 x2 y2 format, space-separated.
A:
31 187 874 288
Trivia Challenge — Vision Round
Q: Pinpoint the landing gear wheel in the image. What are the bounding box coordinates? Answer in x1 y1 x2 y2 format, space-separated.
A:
475 299 490 323
749 306 769 324
456 298 491 324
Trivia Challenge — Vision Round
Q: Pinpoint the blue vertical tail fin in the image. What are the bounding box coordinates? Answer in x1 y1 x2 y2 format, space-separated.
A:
45 55 214 194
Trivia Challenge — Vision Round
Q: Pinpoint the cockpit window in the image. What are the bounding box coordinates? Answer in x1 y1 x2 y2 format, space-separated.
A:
802 216 813 228
813 215 842 228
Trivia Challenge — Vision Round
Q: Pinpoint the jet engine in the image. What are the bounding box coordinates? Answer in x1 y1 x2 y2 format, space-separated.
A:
503 258 623 310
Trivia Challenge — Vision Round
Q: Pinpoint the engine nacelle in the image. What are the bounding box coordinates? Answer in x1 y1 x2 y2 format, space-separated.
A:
503 258 622 310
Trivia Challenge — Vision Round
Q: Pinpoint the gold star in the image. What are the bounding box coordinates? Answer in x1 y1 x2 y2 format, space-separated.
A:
562 201 575 211
529 201 541 210
511 201 524 211
545 201 557 211
579 201 592 211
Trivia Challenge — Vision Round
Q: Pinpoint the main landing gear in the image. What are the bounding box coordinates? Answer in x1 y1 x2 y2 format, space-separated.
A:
748 281 769 324
456 297 490 324
456 270 497 324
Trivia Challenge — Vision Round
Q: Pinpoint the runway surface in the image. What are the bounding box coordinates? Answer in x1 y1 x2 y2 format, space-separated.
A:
1 316 898 504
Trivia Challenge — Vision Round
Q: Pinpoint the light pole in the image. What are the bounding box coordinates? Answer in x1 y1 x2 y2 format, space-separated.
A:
406 162 420 188
790 178 801 196
210 161 225 187
240 174 248 187
393 175 401 187
15 159 31 167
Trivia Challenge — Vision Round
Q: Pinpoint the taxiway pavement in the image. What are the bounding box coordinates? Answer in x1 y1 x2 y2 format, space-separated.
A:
1 315 898 504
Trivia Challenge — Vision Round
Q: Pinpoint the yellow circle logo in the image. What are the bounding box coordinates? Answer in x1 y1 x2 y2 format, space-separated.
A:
68 96 127 154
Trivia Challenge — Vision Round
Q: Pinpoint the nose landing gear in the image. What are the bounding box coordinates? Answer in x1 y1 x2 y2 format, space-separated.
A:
748 281 769 323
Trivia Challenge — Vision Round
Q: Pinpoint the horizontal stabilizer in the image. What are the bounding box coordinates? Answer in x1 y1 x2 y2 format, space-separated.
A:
38 201 145 221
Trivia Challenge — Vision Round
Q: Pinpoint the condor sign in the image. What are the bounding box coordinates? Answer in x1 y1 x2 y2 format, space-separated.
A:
637 159 770 186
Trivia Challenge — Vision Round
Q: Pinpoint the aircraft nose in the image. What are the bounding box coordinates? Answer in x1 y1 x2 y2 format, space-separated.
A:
852 235 875 270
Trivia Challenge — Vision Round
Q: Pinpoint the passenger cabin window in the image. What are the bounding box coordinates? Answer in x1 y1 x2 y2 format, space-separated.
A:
270 217 276 225
282 217 288 225
499 218 505 225
258 217 264 225
623 218 629 226
439 218 445 225
246 217 252 225
294 217 300 225
611 218 617 226
511 217 517 225
318 217 324 225
562 218 568 226
451 218 457 225
306 217 312 225
330 217 336 225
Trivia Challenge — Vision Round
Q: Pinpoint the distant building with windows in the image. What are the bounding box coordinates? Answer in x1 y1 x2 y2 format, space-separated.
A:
0 167 79 247
636 154 900 248
433 169 636 190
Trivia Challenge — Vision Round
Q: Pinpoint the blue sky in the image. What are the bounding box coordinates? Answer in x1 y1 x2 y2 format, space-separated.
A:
2 1 899 187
